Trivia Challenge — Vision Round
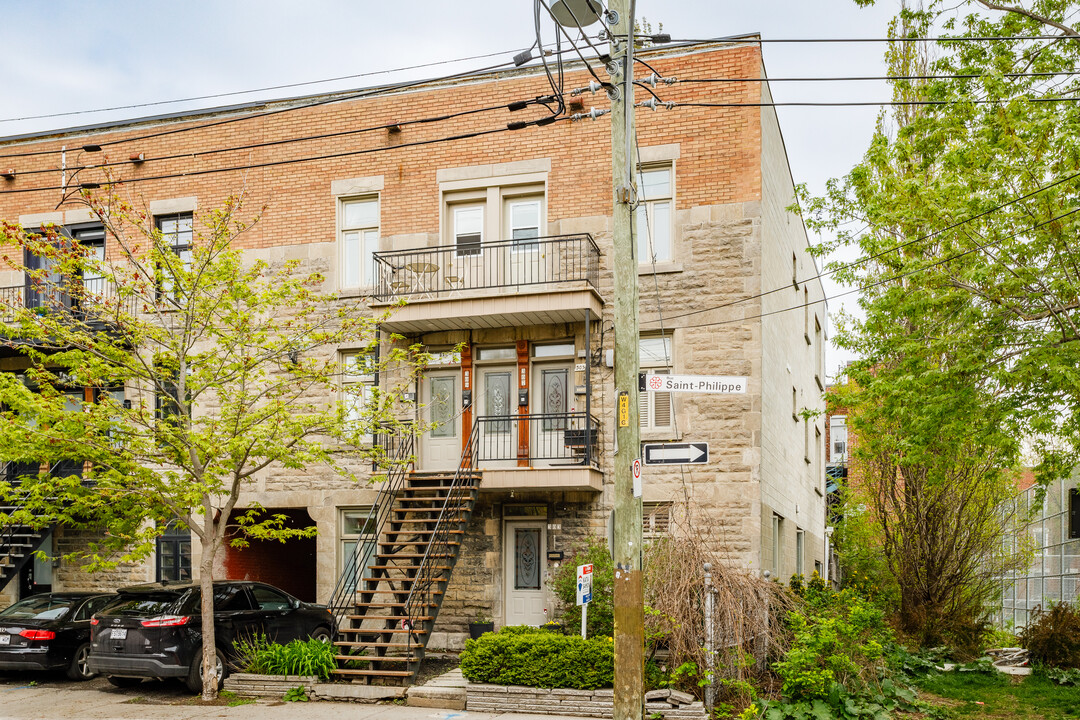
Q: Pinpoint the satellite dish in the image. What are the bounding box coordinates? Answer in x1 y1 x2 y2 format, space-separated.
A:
550 0 603 28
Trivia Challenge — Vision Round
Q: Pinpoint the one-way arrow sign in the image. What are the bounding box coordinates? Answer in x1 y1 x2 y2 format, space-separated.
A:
642 442 709 465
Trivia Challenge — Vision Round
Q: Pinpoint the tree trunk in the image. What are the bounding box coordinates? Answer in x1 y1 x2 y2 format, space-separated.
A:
200 524 218 701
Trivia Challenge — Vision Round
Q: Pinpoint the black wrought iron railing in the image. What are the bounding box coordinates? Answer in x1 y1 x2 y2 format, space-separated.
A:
326 426 416 619
401 421 480 660
372 233 601 301
0 279 138 326
474 412 601 467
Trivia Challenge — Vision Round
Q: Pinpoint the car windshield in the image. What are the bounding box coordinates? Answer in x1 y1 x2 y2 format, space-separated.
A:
0 596 75 621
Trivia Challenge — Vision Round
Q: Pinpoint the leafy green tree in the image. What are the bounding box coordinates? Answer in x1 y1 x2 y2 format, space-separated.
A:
798 2 1080 641
0 191 419 698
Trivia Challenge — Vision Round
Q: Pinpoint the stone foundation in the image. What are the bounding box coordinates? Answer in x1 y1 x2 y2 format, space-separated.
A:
466 683 706 719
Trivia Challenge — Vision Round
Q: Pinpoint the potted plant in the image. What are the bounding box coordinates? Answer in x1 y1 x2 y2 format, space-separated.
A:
469 611 494 639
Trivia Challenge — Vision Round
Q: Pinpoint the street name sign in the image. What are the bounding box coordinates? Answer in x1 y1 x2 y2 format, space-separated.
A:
639 373 747 394
643 442 709 466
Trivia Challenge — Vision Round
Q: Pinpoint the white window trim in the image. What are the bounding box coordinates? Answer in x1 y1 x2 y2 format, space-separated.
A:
639 334 675 438
636 162 675 266
338 196 380 290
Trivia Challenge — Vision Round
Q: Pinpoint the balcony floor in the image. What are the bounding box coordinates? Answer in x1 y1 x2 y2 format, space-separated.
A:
371 284 603 333
478 466 603 493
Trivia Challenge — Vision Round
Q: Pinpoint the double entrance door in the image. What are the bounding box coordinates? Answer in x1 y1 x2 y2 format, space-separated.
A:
419 362 572 471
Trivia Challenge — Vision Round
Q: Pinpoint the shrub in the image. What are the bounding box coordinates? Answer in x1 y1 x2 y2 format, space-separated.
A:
550 538 614 638
234 635 337 680
771 586 895 701
1021 602 1080 669
460 625 614 689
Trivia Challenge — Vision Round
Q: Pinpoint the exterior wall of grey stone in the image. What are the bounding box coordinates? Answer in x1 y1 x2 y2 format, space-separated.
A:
757 78 827 579
53 527 154 591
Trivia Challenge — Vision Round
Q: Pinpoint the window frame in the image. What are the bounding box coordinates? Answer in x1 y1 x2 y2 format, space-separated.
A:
155 212 193 303
341 351 376 442
339 196 380 289
635 163 674 265
156 519 192 583
639 334 674 432
339 506 378 593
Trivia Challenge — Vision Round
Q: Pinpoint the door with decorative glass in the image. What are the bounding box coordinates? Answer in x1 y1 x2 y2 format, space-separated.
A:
476 365 516 468
420 369 460 471
531 365 570 466
505 197 543 287
503 521 547 626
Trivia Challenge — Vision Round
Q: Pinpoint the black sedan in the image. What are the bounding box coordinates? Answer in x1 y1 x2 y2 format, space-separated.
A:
0 592 116 680
87 580 335 692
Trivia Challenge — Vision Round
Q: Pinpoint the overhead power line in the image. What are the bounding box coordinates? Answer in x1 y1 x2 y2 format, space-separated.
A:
0 48 528 126
662 34 1080 44
0 120 566 195
642 207 1080 332
651 168 1080 324
677 70 1080 83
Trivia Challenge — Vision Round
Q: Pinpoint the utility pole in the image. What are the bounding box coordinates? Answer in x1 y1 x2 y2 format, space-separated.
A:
608 0 643 719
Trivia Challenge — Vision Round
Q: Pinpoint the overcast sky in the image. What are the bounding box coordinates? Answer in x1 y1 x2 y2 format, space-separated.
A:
0 0 905 379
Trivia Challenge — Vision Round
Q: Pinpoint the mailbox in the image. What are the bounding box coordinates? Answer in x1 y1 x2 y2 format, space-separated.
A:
462 389 472 408
518 389 529 407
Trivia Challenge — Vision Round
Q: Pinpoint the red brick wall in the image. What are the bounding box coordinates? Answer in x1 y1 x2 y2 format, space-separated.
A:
0 44 763 241
223 508 317 602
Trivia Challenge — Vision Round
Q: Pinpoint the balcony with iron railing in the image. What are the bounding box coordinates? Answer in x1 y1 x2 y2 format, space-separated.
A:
0 278 139 331
370 234 603 333
471 412 603 492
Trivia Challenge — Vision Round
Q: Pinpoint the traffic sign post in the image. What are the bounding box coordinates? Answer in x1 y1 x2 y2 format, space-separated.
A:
577 563 594 639
643 442 709 465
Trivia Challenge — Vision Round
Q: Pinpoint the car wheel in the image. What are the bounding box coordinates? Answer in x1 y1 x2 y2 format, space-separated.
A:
66 642 95 681
185 646 226 694
311 627 333 644
106 676 143 688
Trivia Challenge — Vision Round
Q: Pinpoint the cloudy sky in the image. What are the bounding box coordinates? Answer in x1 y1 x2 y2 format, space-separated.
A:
0 0 905 378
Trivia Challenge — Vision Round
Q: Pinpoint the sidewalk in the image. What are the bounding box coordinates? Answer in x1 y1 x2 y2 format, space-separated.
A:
0 678 595 720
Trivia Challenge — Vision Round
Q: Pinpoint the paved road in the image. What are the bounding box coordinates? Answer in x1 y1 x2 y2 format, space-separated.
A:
0 674 591 720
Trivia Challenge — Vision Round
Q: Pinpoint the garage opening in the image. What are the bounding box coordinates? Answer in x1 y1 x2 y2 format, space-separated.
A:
222 508 317 602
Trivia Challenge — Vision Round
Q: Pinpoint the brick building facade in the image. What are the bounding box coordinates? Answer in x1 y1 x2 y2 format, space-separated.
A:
0 40 826 649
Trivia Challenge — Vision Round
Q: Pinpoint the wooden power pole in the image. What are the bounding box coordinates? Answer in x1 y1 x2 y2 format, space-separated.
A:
608 1 644 719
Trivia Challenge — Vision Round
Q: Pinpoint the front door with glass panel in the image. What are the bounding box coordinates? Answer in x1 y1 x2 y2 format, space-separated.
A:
506 197 542 286
421 370 460 471
504 521 547 626
531 364 570 466
476 365 516 469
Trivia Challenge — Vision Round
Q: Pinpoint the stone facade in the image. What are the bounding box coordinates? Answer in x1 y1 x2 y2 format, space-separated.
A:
0 40 825 634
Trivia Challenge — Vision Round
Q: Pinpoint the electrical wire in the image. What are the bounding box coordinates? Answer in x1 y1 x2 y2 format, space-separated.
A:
0 48 531 127
676 96 1080 107
660 34 1080 44
7 99 542 179
677 69 1080 83
0 120 568 195
641 206 1080 331
652 168 1080 324
0 57 530 161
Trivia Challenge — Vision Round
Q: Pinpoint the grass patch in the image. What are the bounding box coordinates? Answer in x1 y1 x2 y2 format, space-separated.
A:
914 671 1080 719
219 690 255 707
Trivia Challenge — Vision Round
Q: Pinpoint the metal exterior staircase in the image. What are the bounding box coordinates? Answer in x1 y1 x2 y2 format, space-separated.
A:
328 423 480 685
0 461 58 592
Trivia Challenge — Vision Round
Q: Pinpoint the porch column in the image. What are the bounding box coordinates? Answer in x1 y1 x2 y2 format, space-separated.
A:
517 339 529 467
461 343 473 466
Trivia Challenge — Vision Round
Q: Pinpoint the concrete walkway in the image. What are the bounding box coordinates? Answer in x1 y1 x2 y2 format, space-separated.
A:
0 679 594 720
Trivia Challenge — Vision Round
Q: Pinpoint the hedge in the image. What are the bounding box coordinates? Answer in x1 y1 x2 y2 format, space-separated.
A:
459 625 614 689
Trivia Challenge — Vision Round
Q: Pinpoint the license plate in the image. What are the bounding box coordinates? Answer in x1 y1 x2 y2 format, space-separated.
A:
111 628 127 640
0 635 9 645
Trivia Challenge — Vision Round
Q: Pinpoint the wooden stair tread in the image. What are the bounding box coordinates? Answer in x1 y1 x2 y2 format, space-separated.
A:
353 602 438 608
373 553 455 559
332 669 415 677
344 615 433 622
338 628 427 635
333 655 419 663
335 641 415 648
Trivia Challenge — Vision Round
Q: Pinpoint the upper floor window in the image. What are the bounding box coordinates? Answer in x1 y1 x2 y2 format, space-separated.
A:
156 212 192 301
453 204 484 256
635 165 673 264
342 351 376 436
829 415 848 464
341 198 379 288
639 335 673 430
506 197 541 249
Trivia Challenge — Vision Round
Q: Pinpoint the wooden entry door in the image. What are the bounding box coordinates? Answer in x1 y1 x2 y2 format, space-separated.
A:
476 364 515 469
420 369 460 471
504 521 547 626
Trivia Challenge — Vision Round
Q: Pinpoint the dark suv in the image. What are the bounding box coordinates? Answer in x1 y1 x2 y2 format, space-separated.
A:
87 580 335 692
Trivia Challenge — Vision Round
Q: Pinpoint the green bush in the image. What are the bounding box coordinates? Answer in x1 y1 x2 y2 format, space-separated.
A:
771 586 895 702
460 625 614 689
550 538 614 637
234 635 337 680
1021 602 1080 669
